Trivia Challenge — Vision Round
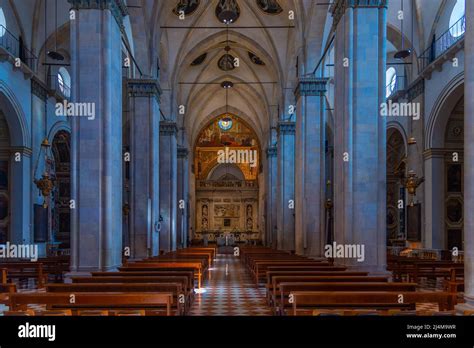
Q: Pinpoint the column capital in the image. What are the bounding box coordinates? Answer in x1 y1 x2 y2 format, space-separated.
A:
277 121 296 135
330 0 388 28
160 121 178 136
294 77 329 99
31 77 48 101
177 146 189 159
127 79 162 99
266 146 277 158
68 0 129 27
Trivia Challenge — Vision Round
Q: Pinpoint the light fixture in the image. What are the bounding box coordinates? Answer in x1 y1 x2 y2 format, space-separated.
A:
407 137 417 145
221 81 233 89
216 0 240 24
33 138 56 208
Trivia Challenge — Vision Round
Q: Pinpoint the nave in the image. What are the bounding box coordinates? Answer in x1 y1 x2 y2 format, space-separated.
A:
0 246 470 317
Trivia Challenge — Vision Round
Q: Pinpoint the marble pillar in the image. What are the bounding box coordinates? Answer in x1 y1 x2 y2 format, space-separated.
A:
331 0 387 272
127 79 161 258
266 146 277 248
294 77 328 257
423 150 445 249
69 0 127 271
277 121 295 251
459 0 474 310
177 147 189 249
159 122 178 252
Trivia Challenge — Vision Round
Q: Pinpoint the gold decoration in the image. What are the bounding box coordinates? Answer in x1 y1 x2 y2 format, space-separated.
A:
402 170 424 206
34 172 55 208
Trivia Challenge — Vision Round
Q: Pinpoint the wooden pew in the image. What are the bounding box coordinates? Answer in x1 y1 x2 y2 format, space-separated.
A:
290 291 455 315
270 275 389 306
1 268 7 283
0 262 46 287
119 262 204 288
276 282 417 315
71 276 193 304
9 292 174 316
265 271 369 302
46 283 186 315
0 283 17 305
91 271 195 289
252 262 335 285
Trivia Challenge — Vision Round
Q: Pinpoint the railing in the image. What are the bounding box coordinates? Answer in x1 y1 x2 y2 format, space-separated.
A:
197 180 258 189
49 73 71 99
0 24 37 69
419 14 465 72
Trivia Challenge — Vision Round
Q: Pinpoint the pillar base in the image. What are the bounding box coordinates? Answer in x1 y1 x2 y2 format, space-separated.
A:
456 295 474 315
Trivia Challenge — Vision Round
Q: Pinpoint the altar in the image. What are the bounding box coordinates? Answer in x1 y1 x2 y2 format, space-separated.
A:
196 230 260 245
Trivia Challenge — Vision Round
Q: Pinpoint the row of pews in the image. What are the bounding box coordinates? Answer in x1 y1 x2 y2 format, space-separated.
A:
241 247 458 316
1 247 216 316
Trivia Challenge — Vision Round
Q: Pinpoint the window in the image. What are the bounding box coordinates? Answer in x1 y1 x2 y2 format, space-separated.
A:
0 8 6 38
57 67 71 98
449 0 465 38
386 67 397 98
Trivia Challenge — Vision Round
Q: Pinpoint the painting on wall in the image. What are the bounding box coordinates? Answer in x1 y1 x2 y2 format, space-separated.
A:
214 204 240 218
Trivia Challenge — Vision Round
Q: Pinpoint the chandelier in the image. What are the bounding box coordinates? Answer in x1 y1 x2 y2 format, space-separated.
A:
33 138 56 208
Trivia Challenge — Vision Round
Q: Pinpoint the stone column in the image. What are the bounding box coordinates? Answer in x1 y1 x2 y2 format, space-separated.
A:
331 0 387 272
276 121 295 251
294 77 328 257
127 79 161 258
266 146 277 248
460 0 474 310
177 147 189 249
69 0 127 271
423 150 445 249
159 122 178 252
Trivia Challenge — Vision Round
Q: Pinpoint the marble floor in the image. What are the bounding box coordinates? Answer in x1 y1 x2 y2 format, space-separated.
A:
188 254 272 316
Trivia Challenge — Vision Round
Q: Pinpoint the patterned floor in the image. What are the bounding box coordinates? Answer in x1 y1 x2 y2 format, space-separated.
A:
188 254 272 316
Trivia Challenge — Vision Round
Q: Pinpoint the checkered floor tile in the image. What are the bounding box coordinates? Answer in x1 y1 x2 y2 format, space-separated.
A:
188 255 272 316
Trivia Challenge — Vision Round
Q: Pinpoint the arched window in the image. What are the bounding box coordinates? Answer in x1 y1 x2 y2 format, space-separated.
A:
0 8 6 38
449 0 465 38
58 67 71 98
386 67 397 98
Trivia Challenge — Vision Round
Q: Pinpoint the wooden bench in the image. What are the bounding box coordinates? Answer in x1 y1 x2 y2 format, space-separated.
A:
0 262 46 287
71 275 194 305
269 275 389 306
0 283 17 305
119 263 204 288
10 292 174 316
290 291 455 315
276 282 417 315
91 271 195 289
252 262 335 284
1 267 7 283
46 283 186 315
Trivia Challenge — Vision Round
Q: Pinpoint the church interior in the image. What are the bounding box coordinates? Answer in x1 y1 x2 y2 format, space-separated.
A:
0 0 473 330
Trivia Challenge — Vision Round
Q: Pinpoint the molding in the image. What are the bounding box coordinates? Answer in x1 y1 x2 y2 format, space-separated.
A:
160 121 178 136
294 77 329 99
127 79 162 100
266 146 277 158
68 0 129 28
10 146 33 157
277 121 295 135
330 0 388 29
177 147 189 159
423 148 448 160
31 77 48 101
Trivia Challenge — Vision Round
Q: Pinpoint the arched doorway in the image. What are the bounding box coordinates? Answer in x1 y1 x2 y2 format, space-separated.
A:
52 130 71 254
386 128 407 245
192 113 261 246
